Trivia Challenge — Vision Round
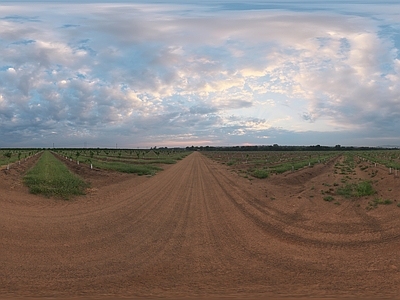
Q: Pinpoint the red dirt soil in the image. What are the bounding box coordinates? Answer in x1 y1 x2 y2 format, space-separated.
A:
0 152 399 299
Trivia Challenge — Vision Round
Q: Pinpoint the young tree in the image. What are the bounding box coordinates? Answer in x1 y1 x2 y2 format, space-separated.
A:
3 151 12 170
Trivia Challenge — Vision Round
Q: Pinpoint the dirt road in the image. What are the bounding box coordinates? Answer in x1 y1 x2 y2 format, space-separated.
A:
1 152 399 299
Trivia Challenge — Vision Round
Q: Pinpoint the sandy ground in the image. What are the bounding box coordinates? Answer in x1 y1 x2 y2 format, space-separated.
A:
0 152 399 299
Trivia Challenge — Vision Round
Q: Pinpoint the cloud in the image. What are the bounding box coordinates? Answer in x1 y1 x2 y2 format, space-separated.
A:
0 1 399 147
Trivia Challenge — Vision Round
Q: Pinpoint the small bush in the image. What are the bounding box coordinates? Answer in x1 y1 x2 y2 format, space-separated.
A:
324 196 335 202
252 169 269 179
355 181 375 197
227 160 236 166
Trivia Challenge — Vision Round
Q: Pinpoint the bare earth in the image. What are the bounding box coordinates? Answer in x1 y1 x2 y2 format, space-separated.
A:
1 152 399 299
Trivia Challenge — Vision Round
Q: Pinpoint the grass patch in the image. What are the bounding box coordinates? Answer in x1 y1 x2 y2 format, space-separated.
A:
355 181 375 197
367 198 393 210
24 151 89 199
323 196 335 202
94 160 162 175
252 169 269 179
337 181 375 198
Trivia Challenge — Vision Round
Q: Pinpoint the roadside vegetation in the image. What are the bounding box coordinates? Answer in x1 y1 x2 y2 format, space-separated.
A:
24 151 89 199
93 161 162 176
52 148 191 176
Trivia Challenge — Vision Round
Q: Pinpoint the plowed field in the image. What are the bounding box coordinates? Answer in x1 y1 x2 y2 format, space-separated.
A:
1 152 399 299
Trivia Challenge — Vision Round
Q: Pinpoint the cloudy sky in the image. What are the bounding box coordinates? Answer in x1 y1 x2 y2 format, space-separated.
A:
0 1 399 148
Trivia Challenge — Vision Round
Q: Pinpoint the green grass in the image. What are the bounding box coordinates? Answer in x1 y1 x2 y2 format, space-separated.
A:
355 181 375 197
336 181 375 198
367 198 393 210
0 150 36 166
251 169 269 179
93 160 162 175
24 151 89 199
323 196 335 202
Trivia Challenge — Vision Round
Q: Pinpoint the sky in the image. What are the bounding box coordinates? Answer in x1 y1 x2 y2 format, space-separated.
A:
0 1 399 148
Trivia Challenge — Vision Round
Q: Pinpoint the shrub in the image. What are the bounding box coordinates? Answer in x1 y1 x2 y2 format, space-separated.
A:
355 181 375 197
337 181 375 198
227 160 236 166
252 169 269 179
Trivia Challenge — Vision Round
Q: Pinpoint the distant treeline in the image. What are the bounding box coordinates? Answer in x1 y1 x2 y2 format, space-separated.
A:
185 145 399 152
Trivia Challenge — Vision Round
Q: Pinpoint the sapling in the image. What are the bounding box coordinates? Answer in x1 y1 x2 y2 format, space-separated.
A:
87 158 93 169
3 151 12 170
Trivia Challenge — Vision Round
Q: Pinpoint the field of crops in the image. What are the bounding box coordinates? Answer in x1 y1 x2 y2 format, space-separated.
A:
202 150 339 178
204 149 400 209
203 149 400 178
52 148 190 173
0 149 42 169
1 148 191 199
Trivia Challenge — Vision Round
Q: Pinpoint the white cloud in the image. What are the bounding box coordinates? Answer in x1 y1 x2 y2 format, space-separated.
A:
0 2 399 147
